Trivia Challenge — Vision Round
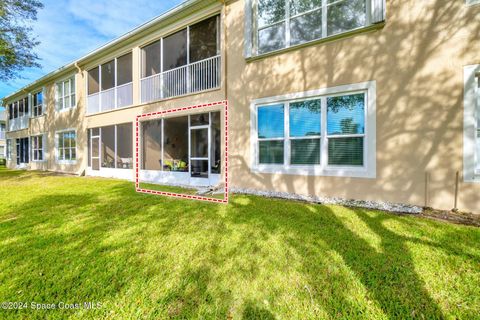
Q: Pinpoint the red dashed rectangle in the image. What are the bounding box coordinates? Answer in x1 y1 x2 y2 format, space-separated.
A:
135 100 229 204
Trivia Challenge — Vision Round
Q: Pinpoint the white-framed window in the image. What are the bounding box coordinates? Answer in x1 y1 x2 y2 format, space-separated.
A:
6 139 12 160
464 65 480 182
31 135 45 161
245 0 385 57
56 76 76 111
56 130 76 163
32 91 43 117
251 81 376 178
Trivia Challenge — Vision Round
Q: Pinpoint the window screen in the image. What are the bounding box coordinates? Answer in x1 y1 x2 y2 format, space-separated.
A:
117 53 132 86
189 15 218 63
163 29 188 71
142 41 161 78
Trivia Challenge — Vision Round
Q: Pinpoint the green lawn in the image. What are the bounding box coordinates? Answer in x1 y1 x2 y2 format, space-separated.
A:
0 168 479 319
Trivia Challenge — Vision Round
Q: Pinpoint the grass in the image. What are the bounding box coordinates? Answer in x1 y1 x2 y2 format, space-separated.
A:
0 168 479 319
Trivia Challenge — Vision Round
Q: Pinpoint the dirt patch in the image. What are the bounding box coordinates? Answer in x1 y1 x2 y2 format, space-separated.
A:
419 208 480 227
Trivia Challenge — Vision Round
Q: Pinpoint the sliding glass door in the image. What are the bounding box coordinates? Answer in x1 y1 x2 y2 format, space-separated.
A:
16 138 29 165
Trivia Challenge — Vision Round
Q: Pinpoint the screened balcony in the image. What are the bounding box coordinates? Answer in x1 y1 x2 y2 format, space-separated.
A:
87 52 133 114
7 97 29 132
140 15 221 104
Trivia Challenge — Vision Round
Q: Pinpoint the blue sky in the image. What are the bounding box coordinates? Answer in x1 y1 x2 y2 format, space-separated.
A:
0 0 184 100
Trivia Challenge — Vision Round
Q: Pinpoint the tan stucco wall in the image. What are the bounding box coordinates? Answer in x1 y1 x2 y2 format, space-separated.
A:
3 0 479 213
5 73 86 174
225 0 480 213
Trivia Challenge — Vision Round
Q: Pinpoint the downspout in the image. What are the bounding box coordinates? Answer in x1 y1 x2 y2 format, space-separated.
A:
219 0 228 101
74 62 83 76
74 62 86 177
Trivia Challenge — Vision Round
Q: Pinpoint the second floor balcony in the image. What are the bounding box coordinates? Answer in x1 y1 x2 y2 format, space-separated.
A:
87 52 133 114
87 14 221 115
141 55 220 103
6 98 29 132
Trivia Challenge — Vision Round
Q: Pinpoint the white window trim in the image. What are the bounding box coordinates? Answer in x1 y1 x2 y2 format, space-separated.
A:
250 81 376 178
55 75 77 112
31 89 45 118
31 134 46 162
463 64 480 182
55 128 77 164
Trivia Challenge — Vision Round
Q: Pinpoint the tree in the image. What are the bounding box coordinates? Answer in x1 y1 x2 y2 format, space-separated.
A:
0 0 44 82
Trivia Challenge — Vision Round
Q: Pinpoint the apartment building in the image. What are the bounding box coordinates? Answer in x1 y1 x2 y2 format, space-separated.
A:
1 0 479 213
0 109 5 159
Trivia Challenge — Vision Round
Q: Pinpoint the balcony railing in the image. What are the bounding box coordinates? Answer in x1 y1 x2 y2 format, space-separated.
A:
87 82 133 114
141 55 221 103
8 115 29 132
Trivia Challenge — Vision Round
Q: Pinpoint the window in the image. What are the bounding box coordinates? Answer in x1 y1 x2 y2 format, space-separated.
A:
6 139 12 160
56 130 76 162
327 94 365 166
251 81 376 177
56 76 76 111
88 123 133 169
32 91 43 117
463 65 480 182
31 135 44 161
248 0 384 56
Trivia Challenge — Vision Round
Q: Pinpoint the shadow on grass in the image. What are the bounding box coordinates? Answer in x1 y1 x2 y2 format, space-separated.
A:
0 170 478 318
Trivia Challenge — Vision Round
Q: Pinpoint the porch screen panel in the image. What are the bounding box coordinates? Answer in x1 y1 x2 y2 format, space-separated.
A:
101 126 115 168
189 15 218 63
92 136 100 170
163 116 188 172
88 130 91 167
142 41 161 78
142 119 162 170
191 129 208 158
101 60 115 91
211 112 221 174
163 29 187 71
88 67 100 95
117 53 132 86
117 123 133 169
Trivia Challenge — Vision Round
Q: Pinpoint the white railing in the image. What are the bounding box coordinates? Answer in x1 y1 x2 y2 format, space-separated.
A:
8 115 29 132
0 131 5 140
87 82 133 114
141 55 220 103
117 82 133 108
